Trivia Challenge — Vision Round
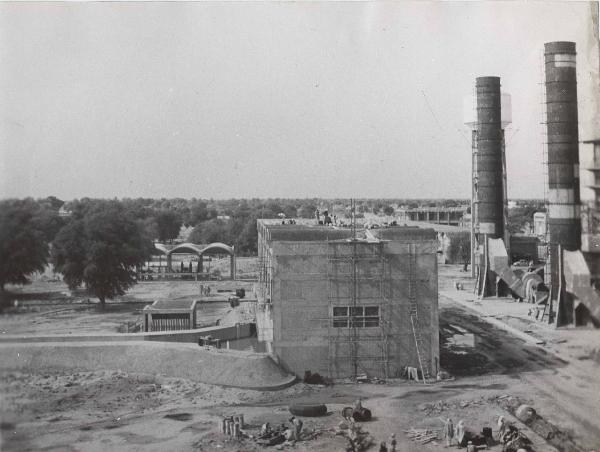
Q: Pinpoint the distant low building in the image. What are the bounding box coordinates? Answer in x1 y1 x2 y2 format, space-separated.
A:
533 212 547 238
396 206 468 226
58 206 72 217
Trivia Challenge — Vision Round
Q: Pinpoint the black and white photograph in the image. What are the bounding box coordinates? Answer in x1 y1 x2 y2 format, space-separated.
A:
0 1 599 451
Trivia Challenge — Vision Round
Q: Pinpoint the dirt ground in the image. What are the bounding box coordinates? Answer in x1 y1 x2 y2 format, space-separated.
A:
0 279 256 335
0 367 557 452
1 264 599 451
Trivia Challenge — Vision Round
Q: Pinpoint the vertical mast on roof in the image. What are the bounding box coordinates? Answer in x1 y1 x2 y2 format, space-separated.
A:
351 198 357 240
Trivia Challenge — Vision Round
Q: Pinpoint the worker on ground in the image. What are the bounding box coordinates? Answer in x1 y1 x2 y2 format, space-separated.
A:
378 441 388 452
408 366 419 381
284 426 295 442
260 422 271 438
292 416 303 439
389 433 397 452
455 420 465 447
443 418 454 447
497 415 507 441
354 397 363 411
347 423 359 451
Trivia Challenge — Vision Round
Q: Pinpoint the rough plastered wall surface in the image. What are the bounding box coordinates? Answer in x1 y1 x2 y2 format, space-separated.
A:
580 3 600 202
270 237 439 379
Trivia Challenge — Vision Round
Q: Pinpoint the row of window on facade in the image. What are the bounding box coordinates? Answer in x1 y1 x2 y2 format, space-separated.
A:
332 306 380 328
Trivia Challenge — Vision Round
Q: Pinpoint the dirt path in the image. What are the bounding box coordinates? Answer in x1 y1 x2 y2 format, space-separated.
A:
440 295 600 450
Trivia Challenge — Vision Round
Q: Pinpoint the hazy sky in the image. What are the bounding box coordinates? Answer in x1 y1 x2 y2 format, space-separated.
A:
1 1 598 200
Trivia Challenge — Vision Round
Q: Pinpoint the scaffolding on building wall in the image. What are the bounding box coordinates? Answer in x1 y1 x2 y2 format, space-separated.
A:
256 222 273 302
325 239 431 383
326 239 391 379
256 256 273 301
323 199 430 382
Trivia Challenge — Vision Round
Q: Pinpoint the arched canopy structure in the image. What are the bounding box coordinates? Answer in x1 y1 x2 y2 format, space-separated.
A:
167 243 203 256
196 242 234 256
153 243 169 255
152 242 236 279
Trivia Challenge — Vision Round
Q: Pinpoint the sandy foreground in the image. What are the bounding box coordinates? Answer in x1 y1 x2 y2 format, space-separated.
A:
0 367 561 452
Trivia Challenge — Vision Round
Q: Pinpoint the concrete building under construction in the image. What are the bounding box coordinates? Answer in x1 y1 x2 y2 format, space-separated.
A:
255 219 439 380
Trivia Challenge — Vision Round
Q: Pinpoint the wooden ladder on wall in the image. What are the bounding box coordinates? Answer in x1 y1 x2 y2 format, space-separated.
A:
408 243 429 385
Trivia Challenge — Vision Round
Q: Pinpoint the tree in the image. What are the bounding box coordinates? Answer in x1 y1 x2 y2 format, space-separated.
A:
33 203 66 242
188 201 209 226
155 209 182 243
51 202 153 305
383 206 395 216
446 232 471 270
0 199 50 290
41 196 65 211
189 219 228 244
508 204 545 235
298 203 317 219
282 204 298 218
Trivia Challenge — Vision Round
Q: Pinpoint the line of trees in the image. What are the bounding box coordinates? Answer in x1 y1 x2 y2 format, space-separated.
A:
1 196 477 304
0 198 154 305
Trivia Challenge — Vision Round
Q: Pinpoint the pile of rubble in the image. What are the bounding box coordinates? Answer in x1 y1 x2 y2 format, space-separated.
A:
419 394 512 416
403 428 440 445
335 420 374 451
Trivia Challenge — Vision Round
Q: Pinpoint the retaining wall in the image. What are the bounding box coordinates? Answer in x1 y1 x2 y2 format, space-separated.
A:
0 340 296 390
0 323 253 344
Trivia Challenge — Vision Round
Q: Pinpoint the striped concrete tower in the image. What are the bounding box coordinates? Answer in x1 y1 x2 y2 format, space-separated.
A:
475 76 505 241
544 41 581 311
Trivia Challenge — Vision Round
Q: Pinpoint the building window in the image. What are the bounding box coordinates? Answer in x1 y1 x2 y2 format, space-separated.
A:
333 306 348 327
332 306 379 328
364 306 380 327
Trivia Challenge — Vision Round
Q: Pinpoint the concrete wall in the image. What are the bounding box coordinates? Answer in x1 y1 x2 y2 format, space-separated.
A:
0 341 295 390
0 323 254 344
268 236 439 379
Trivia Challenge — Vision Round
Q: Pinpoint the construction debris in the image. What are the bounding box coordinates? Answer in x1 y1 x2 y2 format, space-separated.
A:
303 370 333 386
218 414 245 438
335 422 374 451
500 425 532 452
403 428 440 445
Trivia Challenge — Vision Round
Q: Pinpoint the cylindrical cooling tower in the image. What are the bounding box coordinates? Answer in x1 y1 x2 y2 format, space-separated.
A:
476 76 504 240
544 41 581 292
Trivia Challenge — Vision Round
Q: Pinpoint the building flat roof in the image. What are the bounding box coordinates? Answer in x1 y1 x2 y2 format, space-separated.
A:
258 218 436 242
394 219 470 233
145 299 197 311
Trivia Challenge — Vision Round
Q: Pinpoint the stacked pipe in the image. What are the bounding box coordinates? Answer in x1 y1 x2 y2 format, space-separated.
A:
544 41 581 313
219 414 244 438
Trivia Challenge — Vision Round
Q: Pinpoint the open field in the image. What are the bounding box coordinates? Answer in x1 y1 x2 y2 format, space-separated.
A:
1 264 599 451
0 278 256 336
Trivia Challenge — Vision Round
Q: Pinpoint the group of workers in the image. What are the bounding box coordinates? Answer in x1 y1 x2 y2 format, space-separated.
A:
442 416 526 451
377 434 397 452
315 208 336 226
258 416 304 444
